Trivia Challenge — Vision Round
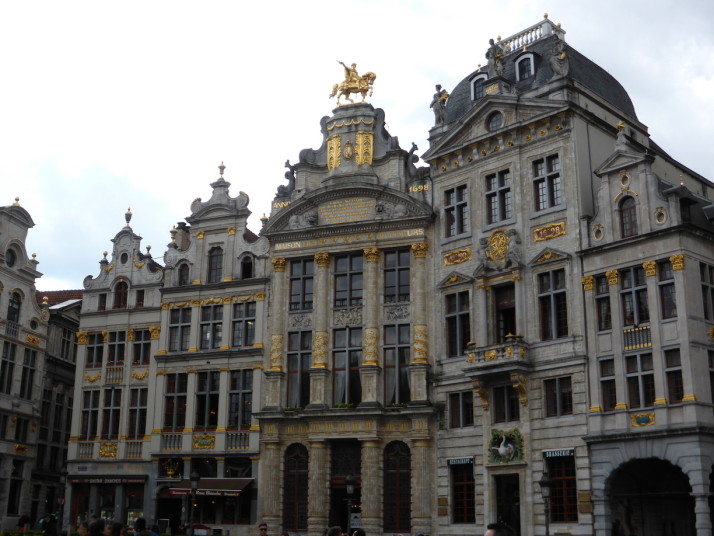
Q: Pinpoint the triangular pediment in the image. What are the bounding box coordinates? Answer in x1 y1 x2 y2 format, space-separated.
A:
529 247 570 266
438 271 473 288
594 149 649 177
263 184 433 240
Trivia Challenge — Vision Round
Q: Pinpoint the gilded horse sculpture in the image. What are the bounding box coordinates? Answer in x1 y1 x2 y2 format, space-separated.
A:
330 61 376 105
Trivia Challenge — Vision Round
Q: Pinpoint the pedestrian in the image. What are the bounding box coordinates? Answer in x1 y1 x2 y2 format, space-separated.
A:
483 522 515 536
257 523 268 536
43 515 58 536
88 519 106 536
18 513 31 531
77 521 90 536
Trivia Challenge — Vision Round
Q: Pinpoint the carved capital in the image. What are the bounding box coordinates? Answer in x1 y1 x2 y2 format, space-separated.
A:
363 247 379 263
642 260 656 277
76 331 88 345
315 252 330 268
411 242 429 258
670 254 685 270
510 372 528 406
272 257 287 272
581 275 594 291
149 326 161 340
606 269 619 285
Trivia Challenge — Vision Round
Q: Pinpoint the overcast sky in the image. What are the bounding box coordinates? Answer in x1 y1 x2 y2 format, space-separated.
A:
2 0 713 291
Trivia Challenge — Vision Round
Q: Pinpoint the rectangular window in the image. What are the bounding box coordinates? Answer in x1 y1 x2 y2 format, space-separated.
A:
168 308 191 352
80 390 100 439
333 327 362 405
232 302 256 348
450 461 475 523
163 373 187 431
626 353 655 408
449 391 474 428
0 413 7 440
135 289 145 308
384 325 411 405
533 154 562 211
493 385 520 423
620 266 650 326
60 328 77 362
208 246 224 283
132 329 151 365
98 293 107 312
446 291 471 357
544 376 573 417
101 388 122 439
547 455 577 522
658 260 677 319
200 305 224 349
86 333 104 368
289 258 314 311
6 460 24 514
384 249 410 303
595 275 612 331
107 331 126 364
538 269 568 340
196 371 220 429
229 369 253 429
127 387 147 439
287 331 311 409
19 349 36 400
334 253 363 307
665 348 683 404
0 342 17 395
15 417 29 442
495 284 516 343
445 185 469 237
40 389 51 440
599 358 617 411
486 169 512 224
701 262 714 320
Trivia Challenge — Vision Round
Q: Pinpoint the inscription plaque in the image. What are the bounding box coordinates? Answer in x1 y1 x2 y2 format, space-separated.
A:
319 198 375 225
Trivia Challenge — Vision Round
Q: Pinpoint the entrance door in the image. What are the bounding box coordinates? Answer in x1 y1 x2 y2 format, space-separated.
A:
494 474 521 536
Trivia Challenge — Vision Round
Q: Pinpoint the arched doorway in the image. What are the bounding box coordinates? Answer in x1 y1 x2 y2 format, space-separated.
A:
607 458 694 535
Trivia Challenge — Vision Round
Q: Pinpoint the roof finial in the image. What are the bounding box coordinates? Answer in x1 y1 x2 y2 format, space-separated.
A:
219 162 226 178
13 197 20 206
616 121 625 131
544 12 549 19
125 208 133 228
680 175 684 186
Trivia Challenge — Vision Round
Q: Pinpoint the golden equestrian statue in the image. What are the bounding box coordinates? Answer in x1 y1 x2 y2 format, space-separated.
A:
330 61 376 105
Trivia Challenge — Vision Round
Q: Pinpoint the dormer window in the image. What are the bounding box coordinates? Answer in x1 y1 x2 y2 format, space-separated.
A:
208 246 224 283
178 263 190 286
619 196 639 238
241 256 254 279
471 74 488 100
487 111 504 131
114 282 128 309
516 53 535 81
7 292 21 323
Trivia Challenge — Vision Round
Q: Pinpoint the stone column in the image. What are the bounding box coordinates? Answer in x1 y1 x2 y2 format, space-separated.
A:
307 440 329 536
410 242 430 404
410 437 432 535
309 253 330 409
693 492 713 536
361 247 381 406
260 441 282 530
265 258 287 410
474 280 489 346
253 291 267 349
360 440 381 536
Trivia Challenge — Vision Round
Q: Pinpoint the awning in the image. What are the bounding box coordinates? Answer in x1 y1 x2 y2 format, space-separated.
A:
168 478 253 497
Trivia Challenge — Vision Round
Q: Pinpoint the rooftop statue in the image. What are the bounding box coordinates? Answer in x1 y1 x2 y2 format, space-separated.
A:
330 61 377 105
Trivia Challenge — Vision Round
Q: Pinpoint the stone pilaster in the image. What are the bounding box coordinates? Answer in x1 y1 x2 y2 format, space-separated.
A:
411 438 432 536
410 243 430 404
307 440 329 536
309 253 330 408
260 441 282 529
269 258 287 371
361 247 380 405
360 440 382 536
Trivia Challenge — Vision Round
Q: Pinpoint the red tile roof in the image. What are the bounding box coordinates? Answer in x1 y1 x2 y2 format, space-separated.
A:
37 289 83 306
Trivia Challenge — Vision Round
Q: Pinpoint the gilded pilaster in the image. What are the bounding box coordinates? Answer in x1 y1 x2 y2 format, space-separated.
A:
361 248 380 404
310 252 331 408
410 242 428 364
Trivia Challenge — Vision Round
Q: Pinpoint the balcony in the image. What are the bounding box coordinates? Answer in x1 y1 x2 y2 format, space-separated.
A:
463 338 531 378
623 325 652 351
4 320 20 339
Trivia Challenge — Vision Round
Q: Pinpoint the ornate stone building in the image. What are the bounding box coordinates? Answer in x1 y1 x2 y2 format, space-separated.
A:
62 16 714 536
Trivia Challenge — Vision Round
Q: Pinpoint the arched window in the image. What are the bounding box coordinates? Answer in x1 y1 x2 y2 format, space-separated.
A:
471 74 487 100
383 441 411 533
114 282 128 309
620 196 639 238
208 247 224 283
178 263 190 286
283 444 309 532
516 54 535 81
7 292 22 323
241 256 254 279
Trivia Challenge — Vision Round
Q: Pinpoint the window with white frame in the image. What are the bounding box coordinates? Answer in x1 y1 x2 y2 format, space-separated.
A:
516 54 535 80
472 74 487 100
533 154 562 211
168 308 191 352
101 388 122 439
232 301 256 348
620 266 649 326
200 304 223 349
626 352 655 408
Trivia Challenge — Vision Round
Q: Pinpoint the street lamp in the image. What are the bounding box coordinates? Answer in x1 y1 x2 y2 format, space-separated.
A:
345 474 355 534
188 471 201 536
538 470 552 536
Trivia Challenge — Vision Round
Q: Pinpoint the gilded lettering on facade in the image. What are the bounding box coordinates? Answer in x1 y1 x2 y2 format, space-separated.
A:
533 221 566 241
444 248 472 266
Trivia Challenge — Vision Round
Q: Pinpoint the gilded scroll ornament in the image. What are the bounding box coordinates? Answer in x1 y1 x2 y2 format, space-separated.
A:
255 292 266 302
363 327 379 365
315 252 330 267
355 131 374 165
227 227 236 235
327 135 341 170
670 254 685 270
411 242 428 258
25 335 40 346
642 260 656 277
485 350 498 361
413 325 429 363
271 257 287 272
196 231 205 239
102 330 109 343
606 269 619 285
269 334 283 371
630 413 655 427
193 435 216 449
511 372 528 406
472 378 489 410
363 247 379 263
581 275 594 291
330 61 376 105
313 331 328 368
99 442 118 457
127 329 135 342
132 370 149 380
